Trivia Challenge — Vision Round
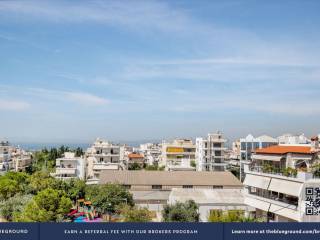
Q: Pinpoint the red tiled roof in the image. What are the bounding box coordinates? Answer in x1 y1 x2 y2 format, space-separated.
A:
128 153 144 158
255 145 313 155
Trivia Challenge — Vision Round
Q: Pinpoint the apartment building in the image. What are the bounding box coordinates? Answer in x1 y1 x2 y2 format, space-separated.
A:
126 153 145 169
196 132 227 171
161 139 196 171
139 143 161 166
0 140 32 173
243 137 320 222
239 134 278 180
278 133 310 145
54 152 85 180
85 138 124 182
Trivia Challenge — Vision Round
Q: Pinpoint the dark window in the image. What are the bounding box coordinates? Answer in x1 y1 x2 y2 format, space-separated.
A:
213 185 223 189
182 185 193 189
152 185 162 190
123 185 131 189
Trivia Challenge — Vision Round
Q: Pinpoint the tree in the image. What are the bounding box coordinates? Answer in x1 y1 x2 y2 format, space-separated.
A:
116 204 152 222
208 210 256 222
15 188 72 222
0 178 20 200
162 200 199 222
0 194 32 221
128 162 142 170
86 184 134 214
190 160 196 168
29 171 56 193
75 147 84 157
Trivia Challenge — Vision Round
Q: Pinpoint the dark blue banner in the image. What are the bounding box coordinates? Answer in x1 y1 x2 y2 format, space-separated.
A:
1 223 320 240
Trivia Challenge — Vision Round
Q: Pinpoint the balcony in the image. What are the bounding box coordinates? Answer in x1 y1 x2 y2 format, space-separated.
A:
247 165 316 181
55 167 77 175
93 162 120 170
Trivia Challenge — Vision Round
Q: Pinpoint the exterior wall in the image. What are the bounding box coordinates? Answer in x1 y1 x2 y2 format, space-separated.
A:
161 139 196 170
123 184 241 191
196 132 227 172
85 138 123 179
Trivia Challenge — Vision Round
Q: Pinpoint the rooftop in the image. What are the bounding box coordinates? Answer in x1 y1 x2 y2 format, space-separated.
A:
255 145 313 155
128 153 144 158
169 188 245 204
98 170 242 187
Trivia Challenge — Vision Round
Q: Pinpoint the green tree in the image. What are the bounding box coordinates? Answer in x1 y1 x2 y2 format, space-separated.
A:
162 200 199 222
128 162 142 170
29 171 56 193
0 194 32 221
15 188 72 222
208 210 256 222
116 204 152 222
0 178 20 200
190 160 196 168
86 184 134 214
75 147 84 157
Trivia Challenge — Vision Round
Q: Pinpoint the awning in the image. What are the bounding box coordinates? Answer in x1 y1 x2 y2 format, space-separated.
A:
251 154 283 161
243 174 271 189
244 197 270 212
268 178 302 197
269 204 300 221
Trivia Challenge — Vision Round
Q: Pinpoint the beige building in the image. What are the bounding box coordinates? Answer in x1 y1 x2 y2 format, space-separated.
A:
161 139 196 171
86 138 124 182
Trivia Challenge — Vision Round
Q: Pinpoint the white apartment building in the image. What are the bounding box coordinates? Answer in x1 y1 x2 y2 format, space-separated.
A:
243 137 320 222
278 133 310 145
239 134 278 180
196 132 227 171
54 152 85 180
86 138 124 182
161 139 196 171
0 140 32 173
139 143 161 166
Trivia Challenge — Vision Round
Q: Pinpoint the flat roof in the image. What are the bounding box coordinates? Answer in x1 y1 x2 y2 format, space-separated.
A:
169 188 245 204
98 170 242 187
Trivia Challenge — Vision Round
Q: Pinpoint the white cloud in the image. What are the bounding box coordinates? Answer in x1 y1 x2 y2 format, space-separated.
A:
0 99 30 111
66 92 109 106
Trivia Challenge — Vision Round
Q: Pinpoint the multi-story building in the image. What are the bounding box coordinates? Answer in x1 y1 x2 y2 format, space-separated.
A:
139 143 161 166
11 147 32 172
278 133 310 145
54 152 85 180
161 139 196 171
239 134 278 180
126 152 145 169
0 140 32 173
85 138 124 182
0 140 12 172
243 137 320 222
196 132 227 171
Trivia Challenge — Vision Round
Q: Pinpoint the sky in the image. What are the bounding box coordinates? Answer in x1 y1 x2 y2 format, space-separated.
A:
0 0 319 144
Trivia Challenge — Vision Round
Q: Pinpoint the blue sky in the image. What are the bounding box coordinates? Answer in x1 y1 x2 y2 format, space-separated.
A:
0 0 319 143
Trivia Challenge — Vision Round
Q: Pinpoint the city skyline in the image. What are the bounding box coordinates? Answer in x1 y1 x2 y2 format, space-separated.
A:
0 0 319 143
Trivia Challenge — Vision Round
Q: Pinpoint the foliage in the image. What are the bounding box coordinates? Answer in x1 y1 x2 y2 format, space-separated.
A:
52 178 86 202
116 204 152 222
75 147 84 157
0 194 32 221
15 188 72 222
86 184 134 214
128 162 142 170
29 171 56 193
190 160 196 168
0 172 31 200
162 200 199 222
312 163 320 178
208 210 256 222
281 167 297 177
230 167 240 179
145 164 158 171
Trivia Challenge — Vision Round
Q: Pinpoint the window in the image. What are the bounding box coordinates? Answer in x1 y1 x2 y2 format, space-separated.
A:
123 185 131 189
212 185 223 189
152 185 162 190
183 185 193 189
